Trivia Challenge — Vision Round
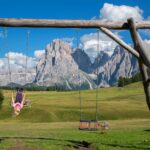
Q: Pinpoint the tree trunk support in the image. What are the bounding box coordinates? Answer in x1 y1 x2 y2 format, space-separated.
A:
128 18 150 110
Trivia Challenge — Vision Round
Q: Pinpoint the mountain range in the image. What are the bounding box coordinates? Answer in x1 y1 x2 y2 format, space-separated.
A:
0 40 139 89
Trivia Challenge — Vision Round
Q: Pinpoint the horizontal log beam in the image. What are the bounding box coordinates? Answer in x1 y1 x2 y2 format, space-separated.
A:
0 18 150 29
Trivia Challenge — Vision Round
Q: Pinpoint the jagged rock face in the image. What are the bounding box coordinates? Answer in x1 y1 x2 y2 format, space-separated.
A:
92 51 110 71
97 46 139 86
72 49 92 73
35 40 96 89
0 40 139 88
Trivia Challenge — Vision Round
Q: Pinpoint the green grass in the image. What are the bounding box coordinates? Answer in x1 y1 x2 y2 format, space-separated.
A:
0 82 149 150
0 120 149 150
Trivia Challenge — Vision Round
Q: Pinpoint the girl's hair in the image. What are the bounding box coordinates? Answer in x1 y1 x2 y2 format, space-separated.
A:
16 87 24 92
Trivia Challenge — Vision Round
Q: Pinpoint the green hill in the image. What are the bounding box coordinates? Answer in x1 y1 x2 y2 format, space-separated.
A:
0 82 149 122
0 82 149 150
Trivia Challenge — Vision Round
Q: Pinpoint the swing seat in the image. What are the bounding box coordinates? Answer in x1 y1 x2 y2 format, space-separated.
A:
23 100 30 107
79 120 98 131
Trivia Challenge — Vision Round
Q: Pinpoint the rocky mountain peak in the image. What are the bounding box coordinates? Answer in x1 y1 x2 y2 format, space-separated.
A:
92 51 110 70
0 40 139 89
35 40 96 89
45 40 73 62
72 49 92 73
112 45 125 56
97 45 139 86
46 39 71 50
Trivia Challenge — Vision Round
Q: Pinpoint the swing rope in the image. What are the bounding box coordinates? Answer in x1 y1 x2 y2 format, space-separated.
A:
3 28 30 110
95 29 100 121
76 29 82 121
25 30 30 85
78 29 100 130
4 28 29 89
4 28 12 87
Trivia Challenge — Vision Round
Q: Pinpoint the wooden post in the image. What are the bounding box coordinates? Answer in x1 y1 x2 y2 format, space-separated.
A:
128 18 150 110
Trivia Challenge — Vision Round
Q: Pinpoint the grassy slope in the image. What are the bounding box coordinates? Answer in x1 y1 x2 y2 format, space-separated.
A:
0 82 149 150
0 82 149 122
0 119 149 150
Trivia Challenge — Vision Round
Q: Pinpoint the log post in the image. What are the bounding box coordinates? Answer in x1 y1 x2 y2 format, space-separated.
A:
128 18 150 110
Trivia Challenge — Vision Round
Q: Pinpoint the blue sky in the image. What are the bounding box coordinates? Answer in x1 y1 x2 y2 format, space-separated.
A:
0 0 149 19
0 0 150 59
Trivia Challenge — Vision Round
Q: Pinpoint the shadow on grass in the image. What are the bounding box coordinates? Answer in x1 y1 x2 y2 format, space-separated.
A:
0 137 96 150
67 140 92 149
144 129 150 132
0 137 149 150
101 142 149 150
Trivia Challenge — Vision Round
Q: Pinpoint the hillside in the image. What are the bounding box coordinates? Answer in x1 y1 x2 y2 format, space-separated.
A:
0 82 149 122
0 82 149 150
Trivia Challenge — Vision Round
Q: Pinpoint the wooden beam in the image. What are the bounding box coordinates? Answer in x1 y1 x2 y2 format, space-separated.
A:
0 18 150 29
128 18 150 110
99 27 140 59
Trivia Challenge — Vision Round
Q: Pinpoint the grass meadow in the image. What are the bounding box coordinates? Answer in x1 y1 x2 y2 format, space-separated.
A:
0 82 149 150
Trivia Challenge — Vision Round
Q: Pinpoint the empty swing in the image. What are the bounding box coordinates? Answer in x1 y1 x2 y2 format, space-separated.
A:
77 29 100 131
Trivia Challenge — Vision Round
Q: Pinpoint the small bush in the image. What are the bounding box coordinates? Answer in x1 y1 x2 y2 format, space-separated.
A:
0 90 4 110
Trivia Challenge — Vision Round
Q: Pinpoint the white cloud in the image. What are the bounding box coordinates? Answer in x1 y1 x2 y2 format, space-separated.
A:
5 52 26 66
87 3 145 61
0 52 37 73
100 3 143 21
0 58 8 72
91 16 97 20
144 39 150 44
80 31 120 61
34 50 45 59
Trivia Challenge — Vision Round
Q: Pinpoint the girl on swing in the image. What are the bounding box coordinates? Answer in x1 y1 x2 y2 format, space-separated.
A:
11 88 25 116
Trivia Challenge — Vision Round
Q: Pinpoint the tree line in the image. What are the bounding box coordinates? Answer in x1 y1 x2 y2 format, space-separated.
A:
0 85 70 92
118 69 150 87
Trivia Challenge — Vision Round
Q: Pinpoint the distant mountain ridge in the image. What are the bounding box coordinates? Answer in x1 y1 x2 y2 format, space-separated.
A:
96 45 139 87
0 40 139 89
